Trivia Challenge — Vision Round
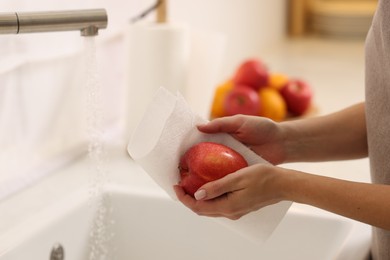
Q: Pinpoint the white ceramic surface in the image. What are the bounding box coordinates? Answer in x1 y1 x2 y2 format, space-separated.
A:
0 181 371 260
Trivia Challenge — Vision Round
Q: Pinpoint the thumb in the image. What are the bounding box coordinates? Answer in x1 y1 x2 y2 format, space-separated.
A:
194 172 241 201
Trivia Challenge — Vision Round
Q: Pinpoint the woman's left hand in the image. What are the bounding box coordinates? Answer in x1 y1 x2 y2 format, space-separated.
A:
173 163 287 220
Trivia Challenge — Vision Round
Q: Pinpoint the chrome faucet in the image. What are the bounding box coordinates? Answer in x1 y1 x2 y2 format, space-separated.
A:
0 9 107 37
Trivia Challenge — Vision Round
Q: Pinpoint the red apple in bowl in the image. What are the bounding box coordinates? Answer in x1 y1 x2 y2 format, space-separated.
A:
280 79 313 116
179 142 248 197
224 85 261 116
233 59 269 90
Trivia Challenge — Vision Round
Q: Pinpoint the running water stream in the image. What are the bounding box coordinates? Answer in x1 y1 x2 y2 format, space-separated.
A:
83 37 114 260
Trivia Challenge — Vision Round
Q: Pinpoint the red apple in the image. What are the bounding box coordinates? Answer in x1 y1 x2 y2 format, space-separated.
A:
233 59 269 90
179 142 248 197
280 79 313 116
224 85 261 116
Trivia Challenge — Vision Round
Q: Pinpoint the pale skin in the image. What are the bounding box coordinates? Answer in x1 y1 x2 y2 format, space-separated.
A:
173 102 390 230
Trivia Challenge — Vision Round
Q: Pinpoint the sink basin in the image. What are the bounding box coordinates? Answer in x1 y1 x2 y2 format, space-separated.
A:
0 184 371 260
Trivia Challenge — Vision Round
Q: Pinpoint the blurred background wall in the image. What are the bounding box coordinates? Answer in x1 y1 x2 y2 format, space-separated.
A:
0 0 376 198
0 0 287 197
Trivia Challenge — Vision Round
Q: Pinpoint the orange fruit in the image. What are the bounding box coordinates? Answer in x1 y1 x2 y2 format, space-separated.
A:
258 87 287 121
210 80 234 118
268 73 289 90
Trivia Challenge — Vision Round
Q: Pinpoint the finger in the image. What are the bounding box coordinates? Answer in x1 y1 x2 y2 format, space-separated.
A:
197 115 243 134
174 185 226 217
173 185 195 206
195 170 244 201
193 192 245 219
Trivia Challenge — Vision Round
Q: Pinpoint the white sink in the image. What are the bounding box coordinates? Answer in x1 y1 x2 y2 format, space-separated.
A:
0 183 371 260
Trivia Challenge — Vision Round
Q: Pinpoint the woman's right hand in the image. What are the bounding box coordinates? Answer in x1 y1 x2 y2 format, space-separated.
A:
198 115 288 165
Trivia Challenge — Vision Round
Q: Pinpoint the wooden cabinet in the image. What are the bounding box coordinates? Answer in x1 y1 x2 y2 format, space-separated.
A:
288 0 377 37
288 0 308 36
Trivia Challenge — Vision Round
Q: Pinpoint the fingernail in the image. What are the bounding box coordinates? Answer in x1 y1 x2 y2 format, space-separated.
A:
194 189 206 200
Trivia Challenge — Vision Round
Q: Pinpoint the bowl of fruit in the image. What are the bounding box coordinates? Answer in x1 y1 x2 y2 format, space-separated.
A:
210 58 315 121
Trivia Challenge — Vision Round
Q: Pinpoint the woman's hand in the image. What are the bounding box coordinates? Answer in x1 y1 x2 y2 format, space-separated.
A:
198 115 287 165
174 163 287 220
173 104 388 229
200 103 368 164
175 162 390 230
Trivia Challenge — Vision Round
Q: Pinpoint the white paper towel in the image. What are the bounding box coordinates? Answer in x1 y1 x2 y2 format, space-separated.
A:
124 22 190 141
128 87 291 243
185 31 226 118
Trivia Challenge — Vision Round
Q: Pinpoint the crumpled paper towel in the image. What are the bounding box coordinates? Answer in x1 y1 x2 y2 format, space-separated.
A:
128 87 291 243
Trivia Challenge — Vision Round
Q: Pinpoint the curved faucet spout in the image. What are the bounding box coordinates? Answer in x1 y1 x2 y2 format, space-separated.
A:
0 9 108 37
